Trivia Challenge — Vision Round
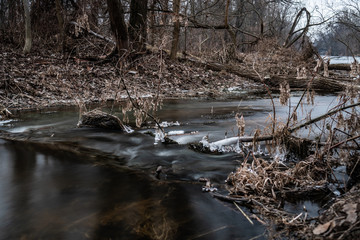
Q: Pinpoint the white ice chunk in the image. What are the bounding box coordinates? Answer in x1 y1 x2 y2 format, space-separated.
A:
167 130 185 136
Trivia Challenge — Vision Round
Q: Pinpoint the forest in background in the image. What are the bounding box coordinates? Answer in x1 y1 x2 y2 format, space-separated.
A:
0 0 360 60
1 0 360 112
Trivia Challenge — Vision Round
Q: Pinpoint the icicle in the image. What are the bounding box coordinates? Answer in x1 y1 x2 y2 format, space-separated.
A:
256 145 264 156
273 146 286 162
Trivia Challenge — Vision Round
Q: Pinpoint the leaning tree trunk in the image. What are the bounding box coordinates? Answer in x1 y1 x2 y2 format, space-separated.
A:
129 0 148 53
106 0 128 55
170 0 181 59
22 0 32 54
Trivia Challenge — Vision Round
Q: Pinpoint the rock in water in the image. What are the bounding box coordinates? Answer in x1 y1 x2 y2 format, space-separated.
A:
78 109 125 130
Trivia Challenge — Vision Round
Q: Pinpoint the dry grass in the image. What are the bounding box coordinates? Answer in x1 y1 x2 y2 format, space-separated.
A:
226 154 329 199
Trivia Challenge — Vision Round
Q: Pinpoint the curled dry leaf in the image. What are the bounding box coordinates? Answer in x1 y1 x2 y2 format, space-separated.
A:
343 203 358 224
313 220 334 235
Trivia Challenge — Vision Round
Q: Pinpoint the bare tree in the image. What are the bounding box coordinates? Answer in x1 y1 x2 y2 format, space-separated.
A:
22 0 31 53
107 0 128 54
55 0 65 52
170 0 181 59
129 0 148 52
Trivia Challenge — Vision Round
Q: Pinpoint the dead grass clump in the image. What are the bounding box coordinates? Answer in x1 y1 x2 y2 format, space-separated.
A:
226 157 291 198
226 154 329 199
224 154 333 239
282 135 314 159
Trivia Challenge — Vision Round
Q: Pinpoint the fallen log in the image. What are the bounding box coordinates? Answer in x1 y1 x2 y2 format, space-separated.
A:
185 57 358 91
329 64 351 71
189 135 273 154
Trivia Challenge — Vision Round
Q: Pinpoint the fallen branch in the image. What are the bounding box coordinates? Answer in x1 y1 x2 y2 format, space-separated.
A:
330 135 360 150
289 102 360 133
69 21 116 45
211 192 249 204
329 64 351 71
212 135 273 145
234 202 254 225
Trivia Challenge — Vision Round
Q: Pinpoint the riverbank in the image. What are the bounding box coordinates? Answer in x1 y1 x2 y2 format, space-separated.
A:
0 44 262 112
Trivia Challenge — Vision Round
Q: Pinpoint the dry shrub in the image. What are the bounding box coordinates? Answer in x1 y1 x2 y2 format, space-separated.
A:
247 38 313 76
226 154 329 199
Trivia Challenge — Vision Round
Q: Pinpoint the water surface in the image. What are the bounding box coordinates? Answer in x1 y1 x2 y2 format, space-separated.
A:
0 94 340 239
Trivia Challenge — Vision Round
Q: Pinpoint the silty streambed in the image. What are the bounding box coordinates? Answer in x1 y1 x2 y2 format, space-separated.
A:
0 95 340 239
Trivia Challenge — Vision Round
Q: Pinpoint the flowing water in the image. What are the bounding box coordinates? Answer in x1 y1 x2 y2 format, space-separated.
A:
0 94 340 239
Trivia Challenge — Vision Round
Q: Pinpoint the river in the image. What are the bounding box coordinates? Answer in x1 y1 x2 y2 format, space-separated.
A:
0 94 340 239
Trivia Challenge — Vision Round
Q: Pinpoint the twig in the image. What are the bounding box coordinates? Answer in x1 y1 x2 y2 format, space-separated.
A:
211 192 249 203
289 102 360 133
248 232 266 240
330 135 360 150
234 201 254 225
120 77 165 133
251 214 267 226
252 61 276 135
349 156 360 179
251 199 270 213
286 74 315 128
288 212 303 224
338 220 360 240
188 225 229 240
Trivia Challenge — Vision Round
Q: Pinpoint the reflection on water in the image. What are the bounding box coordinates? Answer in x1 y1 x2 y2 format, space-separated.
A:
0 95 341 239
0 140 265 239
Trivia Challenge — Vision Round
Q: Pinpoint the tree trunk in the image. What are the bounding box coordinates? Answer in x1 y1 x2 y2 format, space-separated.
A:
149 0 156 46
224 0 236 61
0 0 5 31
106 0 128 55
129 0 148 52
22 0 32 54
55 0 65 53
170 0 181 60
